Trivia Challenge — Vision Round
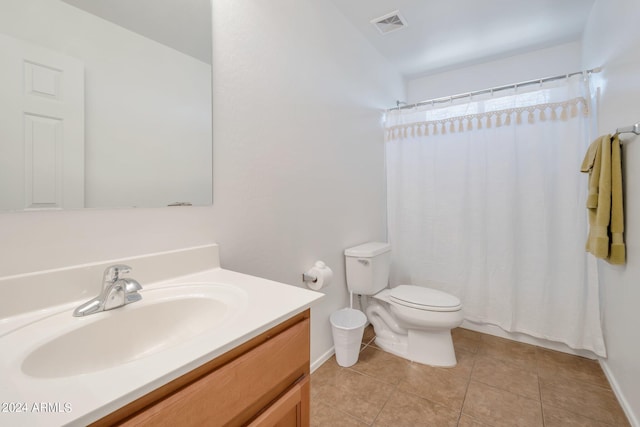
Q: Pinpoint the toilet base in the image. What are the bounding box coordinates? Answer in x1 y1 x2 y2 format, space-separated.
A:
374 329 457 367
408 329 457 367
373 334 408 359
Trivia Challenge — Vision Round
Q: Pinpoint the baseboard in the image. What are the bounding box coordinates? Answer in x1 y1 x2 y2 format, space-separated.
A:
311 346 335 373
599 359 639 427
460 320 598 359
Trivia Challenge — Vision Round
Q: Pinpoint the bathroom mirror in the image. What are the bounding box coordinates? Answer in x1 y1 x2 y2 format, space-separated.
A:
0 0 213 211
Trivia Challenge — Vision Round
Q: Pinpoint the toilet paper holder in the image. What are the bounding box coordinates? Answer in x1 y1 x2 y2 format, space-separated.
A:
302 272 318 283
301 260 332 289
302 260 328 283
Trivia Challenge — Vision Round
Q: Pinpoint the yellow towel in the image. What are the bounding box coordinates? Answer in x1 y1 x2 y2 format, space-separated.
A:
580 135 625 264
581 137 601 209
610 135 625 264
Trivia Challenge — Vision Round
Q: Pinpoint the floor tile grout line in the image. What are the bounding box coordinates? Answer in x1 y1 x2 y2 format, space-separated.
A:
541 402 620 427
313 400 373 426
339 352 412 425
456 348 479 426
311 366 393 426
536 362 624 425
464 378 543 403
368 380 401 427
390 381 471 416
535 347 615 391
536 349 546 427
538 371 614 392
469 377 541 402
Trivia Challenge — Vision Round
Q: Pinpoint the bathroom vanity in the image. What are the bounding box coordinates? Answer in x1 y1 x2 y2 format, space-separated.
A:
0 245 322 427
94 310 310 426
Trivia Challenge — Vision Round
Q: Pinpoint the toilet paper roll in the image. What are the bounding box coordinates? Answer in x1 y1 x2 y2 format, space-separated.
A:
305 261 333 291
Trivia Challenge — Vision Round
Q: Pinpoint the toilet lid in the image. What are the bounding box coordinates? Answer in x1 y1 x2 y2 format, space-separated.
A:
389 285 461 312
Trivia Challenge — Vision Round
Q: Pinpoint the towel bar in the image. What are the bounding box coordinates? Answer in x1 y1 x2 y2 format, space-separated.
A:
616 123 640 136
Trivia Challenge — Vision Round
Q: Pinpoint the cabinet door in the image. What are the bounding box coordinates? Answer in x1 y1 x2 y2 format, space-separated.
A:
249 376 309 427
119 318 309 426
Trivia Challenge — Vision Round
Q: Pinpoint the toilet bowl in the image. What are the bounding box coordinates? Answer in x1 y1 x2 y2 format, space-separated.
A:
366 286 463 366
345 242 463 367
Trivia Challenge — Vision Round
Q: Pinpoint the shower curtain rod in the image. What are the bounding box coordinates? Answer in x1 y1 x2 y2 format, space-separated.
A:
390 67 602 112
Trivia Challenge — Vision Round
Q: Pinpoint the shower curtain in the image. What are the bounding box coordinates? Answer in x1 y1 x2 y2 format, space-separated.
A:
384 75 606 356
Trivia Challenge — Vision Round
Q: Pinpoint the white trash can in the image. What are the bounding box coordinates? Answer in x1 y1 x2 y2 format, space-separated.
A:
330 308 367 367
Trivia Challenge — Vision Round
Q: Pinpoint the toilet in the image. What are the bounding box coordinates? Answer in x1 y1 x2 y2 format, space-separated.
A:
345 242 463 367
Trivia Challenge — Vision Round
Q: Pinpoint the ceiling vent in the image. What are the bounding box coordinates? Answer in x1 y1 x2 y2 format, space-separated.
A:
371 10 408 35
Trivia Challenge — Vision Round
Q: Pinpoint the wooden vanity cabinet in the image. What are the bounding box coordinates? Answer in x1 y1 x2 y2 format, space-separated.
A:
92 309 311 427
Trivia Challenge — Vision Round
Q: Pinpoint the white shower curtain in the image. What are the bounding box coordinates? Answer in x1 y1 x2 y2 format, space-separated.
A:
385 75 606 356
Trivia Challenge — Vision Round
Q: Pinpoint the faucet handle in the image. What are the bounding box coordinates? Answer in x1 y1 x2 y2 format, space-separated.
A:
103 264 132 283
123 278 142 293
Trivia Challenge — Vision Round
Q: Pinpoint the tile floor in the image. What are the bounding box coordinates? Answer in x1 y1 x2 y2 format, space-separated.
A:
310 326 630 427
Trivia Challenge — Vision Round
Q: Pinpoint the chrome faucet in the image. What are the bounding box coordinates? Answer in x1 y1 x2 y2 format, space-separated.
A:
73 264 143 317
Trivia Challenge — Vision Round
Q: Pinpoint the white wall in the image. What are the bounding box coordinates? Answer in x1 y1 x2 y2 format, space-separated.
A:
0 0 212 208
582 1 640 424
210 0 403 364
0 0 403 366
407 42 582 103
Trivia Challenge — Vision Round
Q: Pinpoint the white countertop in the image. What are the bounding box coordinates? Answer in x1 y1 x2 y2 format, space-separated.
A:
0 267 323 426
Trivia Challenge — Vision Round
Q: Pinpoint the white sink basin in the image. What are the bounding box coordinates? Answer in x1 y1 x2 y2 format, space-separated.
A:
20 283 247 378
0 262 323 427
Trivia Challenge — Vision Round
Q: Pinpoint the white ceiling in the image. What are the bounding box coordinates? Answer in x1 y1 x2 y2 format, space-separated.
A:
62 0 212 64
329 0 596 78
59 1 595 77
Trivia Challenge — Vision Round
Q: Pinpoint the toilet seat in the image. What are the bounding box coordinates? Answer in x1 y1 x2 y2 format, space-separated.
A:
389 285 461 312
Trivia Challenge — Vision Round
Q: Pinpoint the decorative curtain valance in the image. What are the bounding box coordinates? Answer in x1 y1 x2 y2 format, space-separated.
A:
384 74 591 142
385 97 588 141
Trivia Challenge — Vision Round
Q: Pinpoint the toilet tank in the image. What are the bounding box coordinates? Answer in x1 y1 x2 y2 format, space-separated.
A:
344 242 391 295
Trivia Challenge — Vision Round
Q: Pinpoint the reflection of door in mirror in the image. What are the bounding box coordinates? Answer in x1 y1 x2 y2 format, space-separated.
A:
0 0 213 211
0 34 85 210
